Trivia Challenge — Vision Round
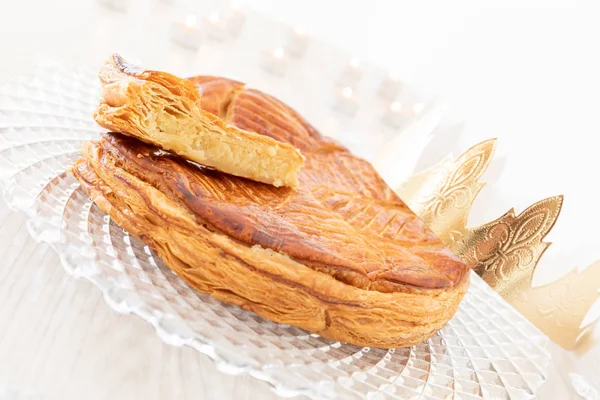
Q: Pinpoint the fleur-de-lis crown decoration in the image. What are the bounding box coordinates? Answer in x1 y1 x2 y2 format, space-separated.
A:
398 139 600 350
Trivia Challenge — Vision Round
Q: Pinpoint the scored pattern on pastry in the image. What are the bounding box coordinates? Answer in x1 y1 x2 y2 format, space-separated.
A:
71 75 471 348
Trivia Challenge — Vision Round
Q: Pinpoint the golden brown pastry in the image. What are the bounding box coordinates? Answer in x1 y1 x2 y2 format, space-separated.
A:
94 54 305 188
72 76 470 348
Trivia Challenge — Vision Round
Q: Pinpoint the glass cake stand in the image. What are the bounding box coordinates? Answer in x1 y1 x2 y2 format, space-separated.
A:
0 67 550 400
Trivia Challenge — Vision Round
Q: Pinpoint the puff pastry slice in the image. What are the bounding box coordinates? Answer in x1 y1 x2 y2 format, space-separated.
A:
94 54 305 188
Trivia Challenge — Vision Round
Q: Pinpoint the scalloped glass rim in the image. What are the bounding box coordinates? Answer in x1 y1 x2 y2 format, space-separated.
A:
0 66 551 400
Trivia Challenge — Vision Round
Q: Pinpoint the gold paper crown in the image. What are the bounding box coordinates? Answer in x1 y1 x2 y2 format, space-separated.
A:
398 139 600 350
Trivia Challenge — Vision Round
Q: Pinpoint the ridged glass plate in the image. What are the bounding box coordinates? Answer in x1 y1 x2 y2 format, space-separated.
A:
0 67 550 400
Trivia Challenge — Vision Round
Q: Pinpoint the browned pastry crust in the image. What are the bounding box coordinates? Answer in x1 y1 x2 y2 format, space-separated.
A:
93 54 304 188
72 76 470 348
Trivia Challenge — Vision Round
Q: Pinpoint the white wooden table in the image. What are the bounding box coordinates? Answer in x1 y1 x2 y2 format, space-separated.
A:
0 196 283 400
1 0 598 398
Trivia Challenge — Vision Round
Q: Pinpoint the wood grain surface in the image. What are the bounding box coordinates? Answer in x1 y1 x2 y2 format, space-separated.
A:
0 197 284 400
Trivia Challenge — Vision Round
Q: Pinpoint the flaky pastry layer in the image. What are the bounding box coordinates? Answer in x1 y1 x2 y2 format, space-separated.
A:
72 135 469 348
94 54 304 188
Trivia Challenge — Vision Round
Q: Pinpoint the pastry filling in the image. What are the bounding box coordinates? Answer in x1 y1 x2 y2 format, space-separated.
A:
148 103 300 188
